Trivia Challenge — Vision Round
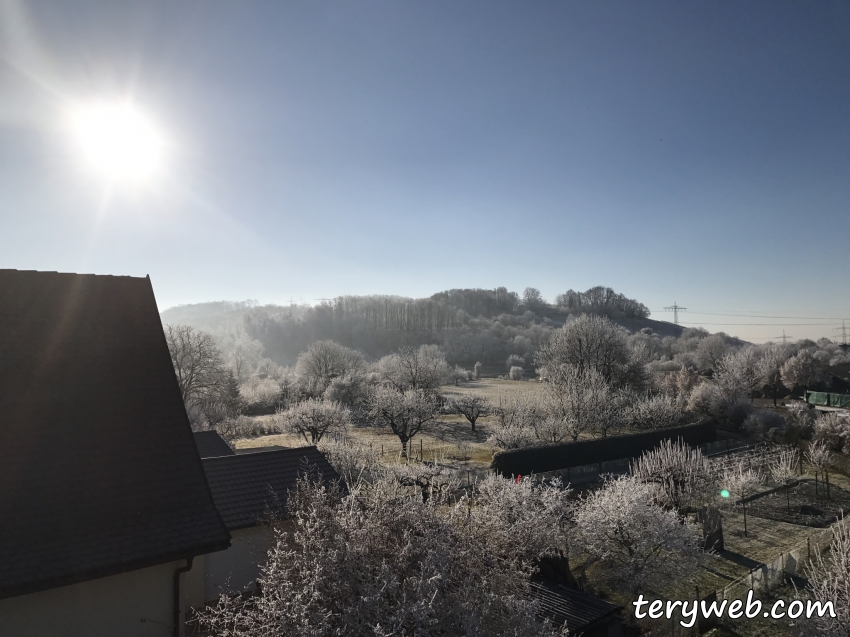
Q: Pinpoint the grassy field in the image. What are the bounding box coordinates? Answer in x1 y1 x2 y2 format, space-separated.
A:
235 378 546 467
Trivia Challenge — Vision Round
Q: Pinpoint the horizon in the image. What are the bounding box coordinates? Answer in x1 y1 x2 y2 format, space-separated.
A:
2 1 849 344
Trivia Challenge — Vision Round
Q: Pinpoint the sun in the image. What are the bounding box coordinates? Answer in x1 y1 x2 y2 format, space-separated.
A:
69 100 166 184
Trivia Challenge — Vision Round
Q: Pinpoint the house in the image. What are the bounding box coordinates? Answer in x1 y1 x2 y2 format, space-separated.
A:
194 430 237 458
0 270 231 637
530 581 623 637
184 443 342 606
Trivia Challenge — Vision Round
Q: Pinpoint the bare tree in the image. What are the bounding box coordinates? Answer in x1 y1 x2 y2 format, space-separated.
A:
523 287 544 311
769 447 798 513
447 394 489 432
369 387 439 457
295 340 366 396
720 461 763 537
277 398 351 444
806 440 833 499
376 345 449 393
573 475 701 591
164 324 229 408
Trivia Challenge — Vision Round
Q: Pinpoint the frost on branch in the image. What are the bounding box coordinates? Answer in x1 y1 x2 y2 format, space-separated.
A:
573 475 701 592
197 475 569 637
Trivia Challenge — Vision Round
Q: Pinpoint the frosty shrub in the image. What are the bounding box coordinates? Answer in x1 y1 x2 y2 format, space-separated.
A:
813 412 850 453
277 398 351 444
687 382 725 417
240 377 283 409
801 515 850 637
317 437 382 488
742 409 786 436
322 373 369 409
786 402 816 441
573 475 701 591
506 354 525 370
726 398 754 430
623 394 687 432
509 365 524 380
197 476 568 637
631 439 716 512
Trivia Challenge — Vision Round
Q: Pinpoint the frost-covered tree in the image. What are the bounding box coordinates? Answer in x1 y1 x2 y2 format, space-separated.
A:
376 345 450 393
322 373 370 410
447 394 489 432
295 340 366 396
198 476 568 637
277 398 351 444
539 365 613 441
781 349 829 393
488 393 539 449
509 365 524 381
813 412 850 453
756 345 790 406
469 475 572 580
715 346 761 400
369 387 439 457
694 333 734 371
573 476 701 591
536 314 645 390
523 287 544 311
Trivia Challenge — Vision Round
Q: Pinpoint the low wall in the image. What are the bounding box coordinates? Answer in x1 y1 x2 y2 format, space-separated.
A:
491 418 717 477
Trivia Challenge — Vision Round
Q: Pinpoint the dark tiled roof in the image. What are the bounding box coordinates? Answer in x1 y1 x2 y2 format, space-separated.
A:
530 581 622 632
202 447 342 530
0 270 231 600
194 431 236 458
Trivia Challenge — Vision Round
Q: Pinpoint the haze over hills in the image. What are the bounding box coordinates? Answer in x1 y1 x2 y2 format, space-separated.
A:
160 286 687 369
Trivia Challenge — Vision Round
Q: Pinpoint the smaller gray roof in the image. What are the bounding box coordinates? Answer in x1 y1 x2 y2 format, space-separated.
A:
530 581 622 632
194 431 236 458
202 447 342 530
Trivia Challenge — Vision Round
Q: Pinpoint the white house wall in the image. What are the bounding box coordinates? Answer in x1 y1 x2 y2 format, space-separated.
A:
0 561 182 637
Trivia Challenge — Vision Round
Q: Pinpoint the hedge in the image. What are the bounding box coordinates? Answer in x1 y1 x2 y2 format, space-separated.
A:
490 417 717 477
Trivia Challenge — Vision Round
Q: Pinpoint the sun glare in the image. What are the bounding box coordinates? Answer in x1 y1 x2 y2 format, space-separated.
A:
70 100 166 184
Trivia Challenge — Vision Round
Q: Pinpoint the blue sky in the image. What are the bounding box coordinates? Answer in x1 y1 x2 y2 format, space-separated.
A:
1 1 848 342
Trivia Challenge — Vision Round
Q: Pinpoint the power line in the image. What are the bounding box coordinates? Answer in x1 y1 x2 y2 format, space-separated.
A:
678 321 841 326
651 310 848 320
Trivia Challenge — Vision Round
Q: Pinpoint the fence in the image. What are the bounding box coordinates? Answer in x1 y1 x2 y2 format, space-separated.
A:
717 514 849 601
